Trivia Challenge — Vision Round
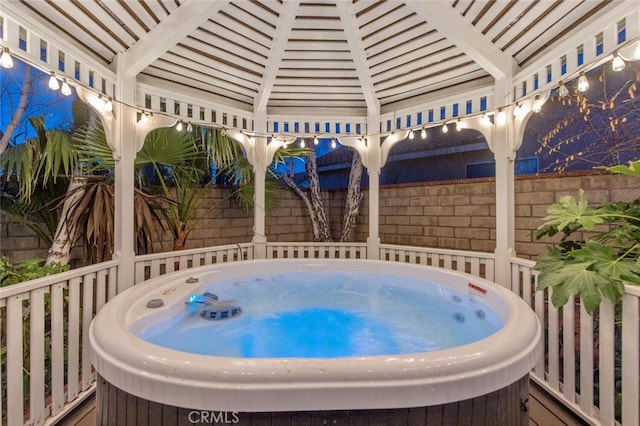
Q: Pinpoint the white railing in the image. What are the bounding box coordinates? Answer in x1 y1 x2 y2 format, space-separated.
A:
133 243 254 285
0 260 118 426
2 244 638 426
380 244 496 281
266 241 367 260
510 257 640 426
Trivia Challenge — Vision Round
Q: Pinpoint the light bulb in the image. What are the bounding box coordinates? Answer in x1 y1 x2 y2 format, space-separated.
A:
176 121 183 131
249 135 255 144
313 136 319 145
104 97 113 112
496 109 507 126
331 138 337 149
300 139 306 148
513 103 522 117
442 123 448 133
455 119 463 131
60 79 72 96
577 72 589 92
283 142 288 148
48 73 60 90
420 128 427 139
532 95 542 113
558 81 569 97
481 113 491 125
139 111 148 124
612 52 625 72
0 47 14 68
186 122 193 132
408 129 414 139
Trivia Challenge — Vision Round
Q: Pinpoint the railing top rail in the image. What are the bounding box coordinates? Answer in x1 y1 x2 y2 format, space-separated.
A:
134 242 253 262
508 256 537 268
380 243 496 260
0 259 119 300
267 242 367 247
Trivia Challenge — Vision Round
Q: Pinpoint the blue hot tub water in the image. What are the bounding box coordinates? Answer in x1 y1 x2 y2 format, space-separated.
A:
139 271 503 358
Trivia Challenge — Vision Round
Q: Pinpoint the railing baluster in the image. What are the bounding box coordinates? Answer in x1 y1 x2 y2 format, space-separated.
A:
562 298 576 405
579 302 594 416
547 296 560 391
533 288 545 377
67 277 81 401
82 273 95 390
50 283 65 416
622 292 640 426
29 287 47 424
598 300 616 425
6 294 25 426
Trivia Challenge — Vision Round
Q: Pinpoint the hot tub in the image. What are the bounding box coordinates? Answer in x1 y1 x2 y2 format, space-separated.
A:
90 259 541 425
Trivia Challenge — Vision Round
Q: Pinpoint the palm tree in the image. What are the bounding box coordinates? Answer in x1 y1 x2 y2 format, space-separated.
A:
0 116 76 248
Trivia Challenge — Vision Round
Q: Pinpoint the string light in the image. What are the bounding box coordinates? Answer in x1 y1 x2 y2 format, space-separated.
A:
532 95 543 113
104 97 113 112
249 134 255 144
139 111 149 124
612 52 625 72
481 113 491 125
420 128 427 138
558 81 569 97
48 72 60 90
0 47 14 68
331 138 337 149
496 108 507 126
441 123 448 133
408 129 415 139
299 138 306 148
60 79 72 96
186 121 193 132
577 72 589 92
313 136 319 145
513 103 523 117
455 119 463 131
175 121 183 131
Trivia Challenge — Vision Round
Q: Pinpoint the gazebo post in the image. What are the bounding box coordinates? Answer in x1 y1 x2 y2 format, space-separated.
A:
485 91 543 288
366 113 382 260
112 70 138 292
491 108 518 288
252 110 268 259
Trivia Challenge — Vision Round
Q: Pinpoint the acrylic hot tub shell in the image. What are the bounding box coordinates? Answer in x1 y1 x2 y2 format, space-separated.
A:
90 259 541 412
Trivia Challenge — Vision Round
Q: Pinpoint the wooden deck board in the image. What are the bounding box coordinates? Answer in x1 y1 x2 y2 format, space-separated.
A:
59 378 588 426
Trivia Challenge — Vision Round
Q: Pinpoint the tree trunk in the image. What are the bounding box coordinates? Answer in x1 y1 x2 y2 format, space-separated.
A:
340 151 364 242
45 174 87 265
305 150 332 241
282 149 332 242
0 66 33 154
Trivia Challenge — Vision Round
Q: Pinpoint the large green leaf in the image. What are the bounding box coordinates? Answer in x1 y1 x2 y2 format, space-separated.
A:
72 123 114 171
137 128 199 168
539 261 610 314
539 189 603 232
599 160 640 177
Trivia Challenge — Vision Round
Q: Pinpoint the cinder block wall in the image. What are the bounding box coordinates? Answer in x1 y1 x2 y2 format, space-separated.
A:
1 171 638 265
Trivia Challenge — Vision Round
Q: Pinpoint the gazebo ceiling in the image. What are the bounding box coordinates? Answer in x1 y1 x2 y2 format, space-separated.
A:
8 0 622 118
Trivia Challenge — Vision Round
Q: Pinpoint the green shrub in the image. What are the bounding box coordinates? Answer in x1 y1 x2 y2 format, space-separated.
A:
0 257 69 287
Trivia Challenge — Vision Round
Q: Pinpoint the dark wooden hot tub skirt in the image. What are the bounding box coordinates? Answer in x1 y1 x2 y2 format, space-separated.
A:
96 374 529 425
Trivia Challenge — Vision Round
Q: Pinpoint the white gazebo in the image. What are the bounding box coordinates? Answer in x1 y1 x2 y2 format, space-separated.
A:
1 1 640 425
